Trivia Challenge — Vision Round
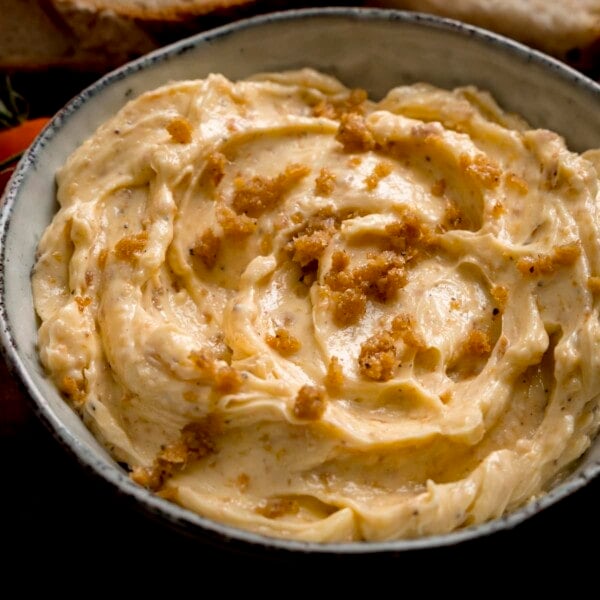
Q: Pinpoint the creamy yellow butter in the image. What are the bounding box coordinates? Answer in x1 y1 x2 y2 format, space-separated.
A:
32 70 600 542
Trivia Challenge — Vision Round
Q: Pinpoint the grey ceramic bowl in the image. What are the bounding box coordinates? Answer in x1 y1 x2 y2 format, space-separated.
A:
1 7 599 554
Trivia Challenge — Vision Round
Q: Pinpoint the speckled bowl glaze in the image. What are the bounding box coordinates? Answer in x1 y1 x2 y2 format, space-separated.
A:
1 8 599 554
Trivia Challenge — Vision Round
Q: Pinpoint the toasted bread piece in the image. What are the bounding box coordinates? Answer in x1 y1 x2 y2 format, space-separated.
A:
0 0 156 71
57 0 257 21
371 0 600 66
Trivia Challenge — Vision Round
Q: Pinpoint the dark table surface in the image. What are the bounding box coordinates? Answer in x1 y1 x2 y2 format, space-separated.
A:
2 47 599 582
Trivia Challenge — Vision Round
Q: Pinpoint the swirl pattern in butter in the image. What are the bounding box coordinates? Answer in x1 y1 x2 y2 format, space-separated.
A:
32 70 600 542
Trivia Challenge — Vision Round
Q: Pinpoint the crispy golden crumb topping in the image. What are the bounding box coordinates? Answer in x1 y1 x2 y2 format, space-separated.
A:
192 229 221 269
464 329 492 356
216 205 257 236
358 331 397 382
205 151 227 186
325 356 344 391
167 117 193 144
365 162 393 190
232 164 310 217
314 167 337 196
267 327 302 355
460 153 502 188
114 231 149 262
61 375 86 407
74 296 92 313
516 243 581 276
336 113 375 153
131 416 220 491
293 385 327 420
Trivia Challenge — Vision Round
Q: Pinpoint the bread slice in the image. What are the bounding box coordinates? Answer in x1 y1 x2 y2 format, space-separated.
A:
371 0 600 68
0 0 157 71
55 0 258 21
0 0 257 72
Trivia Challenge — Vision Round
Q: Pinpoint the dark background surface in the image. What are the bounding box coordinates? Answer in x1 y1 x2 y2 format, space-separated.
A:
2 25 599 580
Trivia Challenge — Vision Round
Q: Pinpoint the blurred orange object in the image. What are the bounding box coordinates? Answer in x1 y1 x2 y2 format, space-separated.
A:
0 117 49 166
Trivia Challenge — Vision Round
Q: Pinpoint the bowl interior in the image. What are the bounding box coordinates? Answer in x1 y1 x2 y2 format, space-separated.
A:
2 8 600 553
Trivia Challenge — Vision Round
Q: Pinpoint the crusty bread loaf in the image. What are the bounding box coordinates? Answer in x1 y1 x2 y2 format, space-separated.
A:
371 0 600 67
57 0 257 21
0 0 258 72
0 0 157 71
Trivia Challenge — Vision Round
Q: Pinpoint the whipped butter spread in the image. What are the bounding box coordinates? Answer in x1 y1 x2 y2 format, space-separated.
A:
33 70 600 542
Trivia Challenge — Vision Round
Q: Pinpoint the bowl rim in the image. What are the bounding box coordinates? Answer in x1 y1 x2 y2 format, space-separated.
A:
1 6 599 554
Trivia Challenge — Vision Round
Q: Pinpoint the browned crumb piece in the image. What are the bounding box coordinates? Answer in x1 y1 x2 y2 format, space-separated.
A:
431 178 446 197
365 162 392 190
588 276 600 294
191 229 220 269
216 205 257 237
358 331 397 382
505 172 529 194
335 113 375 153
255 497 300 519
114 231 149 262
166 117 193 144
131 416 220 492
205 151 227 186
491 285 508 310
331 250 350 272
312 88 368 119
74 295 92 313
348 88 368 108
98 249 108 270
325 356 344 391
314 168 336 196
491 202 505 218
85 270 94 287
552 243 581 266
285 210 337 267
464 329 491 356
214 366 242 393
312 99 338 120
131 466 163 491
287 229 332 267
293 385 327 420
386 212 428 252
167 117 192 144
351 251 407 302
325 251 406 325
332 288 367 326
61 375 86 407
232 164 310 217
516 254 556 276
459 154 502 188
237 473 250 491
516 243 580 277
189 349 242 392
179 419 219 459
391 313 425 349
325 251 403 299
266 327 301 355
